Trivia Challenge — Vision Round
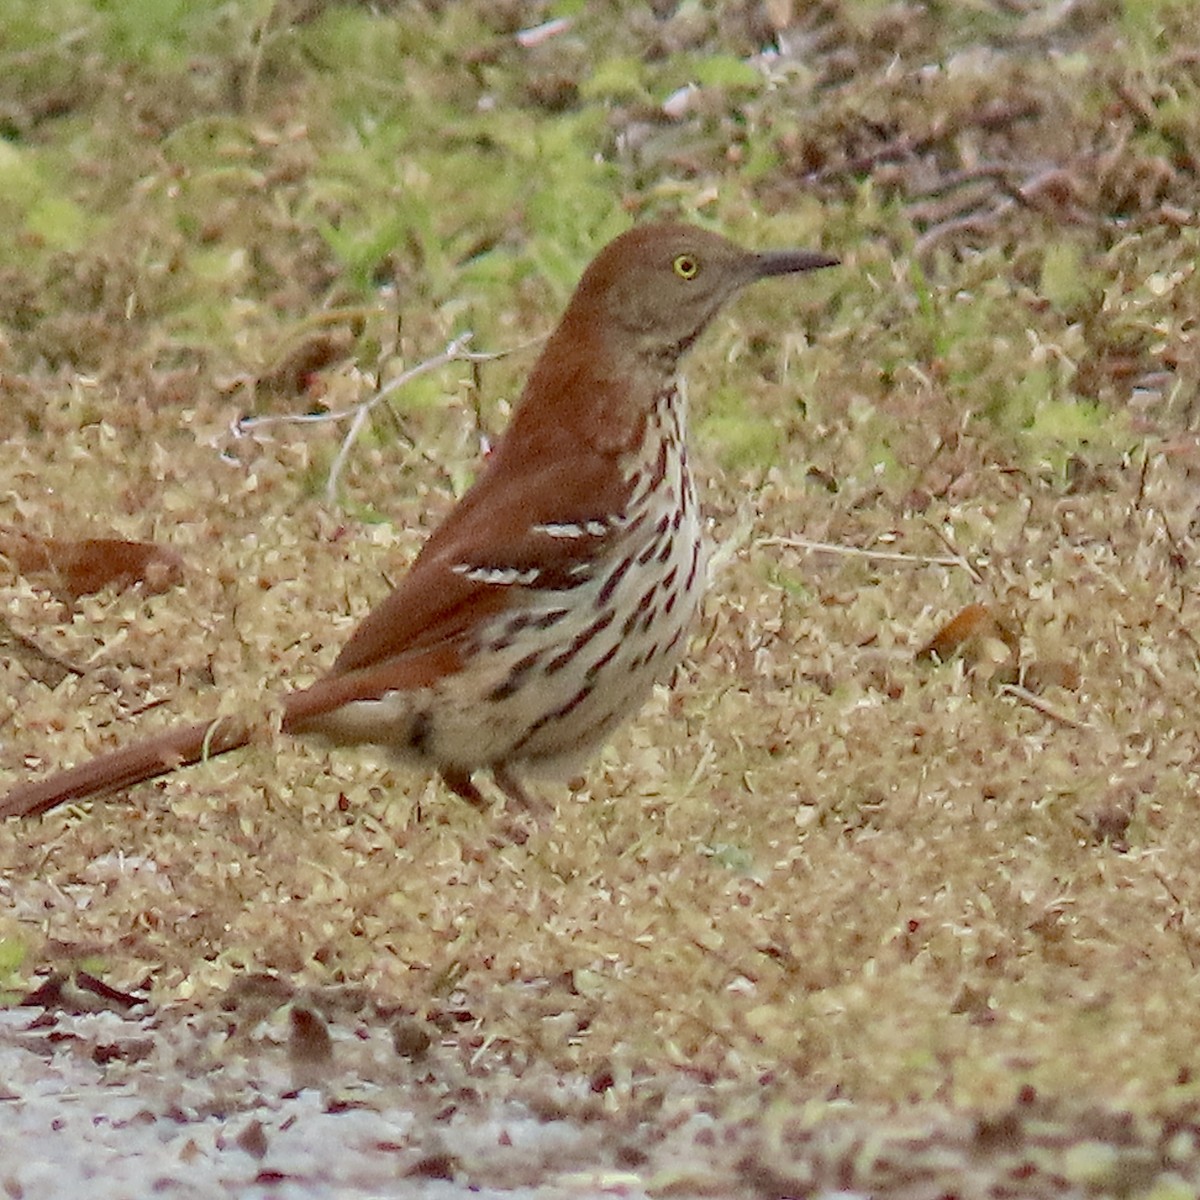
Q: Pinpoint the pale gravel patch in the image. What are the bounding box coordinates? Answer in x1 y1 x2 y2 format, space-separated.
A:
5 1004 1199 1200
0 1007 755 1200
0 1008 616 1199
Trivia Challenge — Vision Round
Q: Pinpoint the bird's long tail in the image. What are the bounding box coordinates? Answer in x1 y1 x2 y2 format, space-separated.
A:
0 715 255 819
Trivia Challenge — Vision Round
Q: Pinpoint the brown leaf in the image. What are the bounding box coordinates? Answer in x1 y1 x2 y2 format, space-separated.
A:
235 1119 270 1160
406 1153 458 1181
20 970 146 1014
289 1005 334 1090
916 602 1020 683
391 1016 433 1060
0 526 184 599
75 970 145 1010
1021 658 1082 693
257 330 354 398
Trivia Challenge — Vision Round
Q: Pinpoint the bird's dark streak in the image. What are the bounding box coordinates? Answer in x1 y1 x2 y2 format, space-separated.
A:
621 585 658 636
585 643 620 681
485 621 523 653
647 437 669 492
491 606 573 651
595 549 637 609
542 608 617 676
483 595 577 671
638 515 672 566
630 625 686 675
511 681 597 752
630 642 660 672
486 650 545 702
622 512 648 540
534 560 598 591
684 540 701 592
649 337 699 374
595 707 624 736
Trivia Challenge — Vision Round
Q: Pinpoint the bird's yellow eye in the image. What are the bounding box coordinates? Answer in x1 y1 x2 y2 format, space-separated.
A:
673 253 699 280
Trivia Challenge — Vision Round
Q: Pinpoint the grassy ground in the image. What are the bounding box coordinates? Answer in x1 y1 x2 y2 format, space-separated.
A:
3 0 1200 1192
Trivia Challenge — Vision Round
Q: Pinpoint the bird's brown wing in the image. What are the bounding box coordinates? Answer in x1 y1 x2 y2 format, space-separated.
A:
305 448 634 688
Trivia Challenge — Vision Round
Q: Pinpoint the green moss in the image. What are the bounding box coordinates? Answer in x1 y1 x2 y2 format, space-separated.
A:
580 56 651 102
0 141 98 258
1040 241 1098 314
699 409 781 472
0 935 26 980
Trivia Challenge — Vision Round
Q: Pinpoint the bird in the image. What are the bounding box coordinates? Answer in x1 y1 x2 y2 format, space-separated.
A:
1 221 837 822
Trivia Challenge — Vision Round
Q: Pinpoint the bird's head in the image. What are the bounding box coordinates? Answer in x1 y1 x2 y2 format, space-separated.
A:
568 221 838 363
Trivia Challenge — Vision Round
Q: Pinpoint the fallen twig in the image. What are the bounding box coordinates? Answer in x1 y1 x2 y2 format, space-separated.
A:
997 682 1088 731
232 333 525 501
759 535 973 574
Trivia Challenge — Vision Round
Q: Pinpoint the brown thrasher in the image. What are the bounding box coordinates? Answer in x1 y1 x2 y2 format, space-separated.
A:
1 222 836 821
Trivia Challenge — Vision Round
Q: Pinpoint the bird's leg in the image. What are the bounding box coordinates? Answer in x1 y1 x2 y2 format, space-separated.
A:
492 764 552 823
440 766 489 810
441 765 547 845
